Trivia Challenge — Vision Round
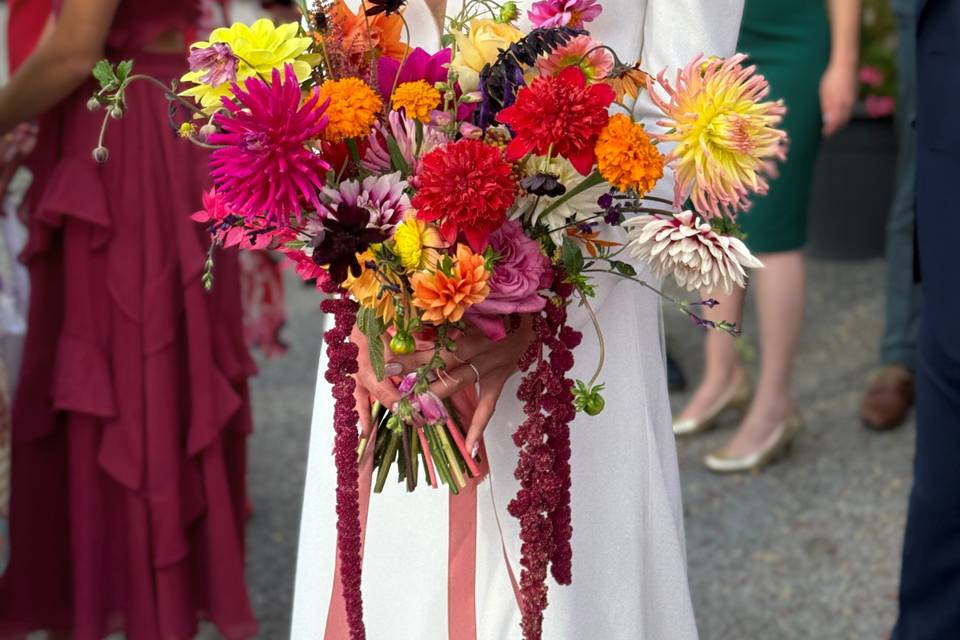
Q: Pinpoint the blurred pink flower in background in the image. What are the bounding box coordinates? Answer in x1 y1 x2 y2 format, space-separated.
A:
858 65 885 88
865 94 896 118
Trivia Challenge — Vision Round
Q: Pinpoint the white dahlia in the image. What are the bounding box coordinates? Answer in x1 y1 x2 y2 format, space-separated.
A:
516 155 608 245
323 171 411 230
623 210 763 293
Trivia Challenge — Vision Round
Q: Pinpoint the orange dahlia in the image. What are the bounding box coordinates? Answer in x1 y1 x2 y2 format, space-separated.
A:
317 77 383 142
411 244 490 324
595 114 664 195
327 0 407 67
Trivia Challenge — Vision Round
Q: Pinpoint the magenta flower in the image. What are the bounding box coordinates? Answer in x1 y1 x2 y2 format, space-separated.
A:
527 0 602 29
188 42 238 85
467 220 551 341
209 64 331 225
376 47 451 101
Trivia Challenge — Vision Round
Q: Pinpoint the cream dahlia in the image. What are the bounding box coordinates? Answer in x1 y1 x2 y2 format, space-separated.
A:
623 210 763 293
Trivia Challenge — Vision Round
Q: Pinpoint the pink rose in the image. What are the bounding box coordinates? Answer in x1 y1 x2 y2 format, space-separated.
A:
467 220 552 341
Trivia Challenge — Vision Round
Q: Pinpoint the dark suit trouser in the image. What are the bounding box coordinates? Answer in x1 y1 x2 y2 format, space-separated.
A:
893 1 960 637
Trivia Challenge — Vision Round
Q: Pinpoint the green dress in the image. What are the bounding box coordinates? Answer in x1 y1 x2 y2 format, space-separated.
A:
736 0 830 253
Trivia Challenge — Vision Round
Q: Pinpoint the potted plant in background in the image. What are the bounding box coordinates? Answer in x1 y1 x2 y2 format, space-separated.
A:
808 0 898 260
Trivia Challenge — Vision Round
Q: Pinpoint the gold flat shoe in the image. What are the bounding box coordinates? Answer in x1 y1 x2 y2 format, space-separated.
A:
672 376 753 437
703 412 803 474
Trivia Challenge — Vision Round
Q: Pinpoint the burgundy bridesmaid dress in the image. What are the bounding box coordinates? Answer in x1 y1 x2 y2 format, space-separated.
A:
0 2 259 638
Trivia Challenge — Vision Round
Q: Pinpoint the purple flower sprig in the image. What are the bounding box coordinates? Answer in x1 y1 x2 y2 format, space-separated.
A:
319 278 366 640
509 272 580 640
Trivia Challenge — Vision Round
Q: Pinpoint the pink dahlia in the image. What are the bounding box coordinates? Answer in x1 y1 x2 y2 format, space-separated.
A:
191 187 285 249
536 35 614 82
323 172 411 230
498 66 614 175
362 110 445 177
527 0 602 28
412 139 518 251
209 64 331 225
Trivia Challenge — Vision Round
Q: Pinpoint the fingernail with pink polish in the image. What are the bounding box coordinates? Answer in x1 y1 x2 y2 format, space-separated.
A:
384 362 403 376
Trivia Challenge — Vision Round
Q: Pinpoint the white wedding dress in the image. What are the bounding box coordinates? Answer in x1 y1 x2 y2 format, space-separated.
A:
292 2 744 638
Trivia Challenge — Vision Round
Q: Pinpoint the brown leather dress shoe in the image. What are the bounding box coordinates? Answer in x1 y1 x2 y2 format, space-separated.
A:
860 365 914 431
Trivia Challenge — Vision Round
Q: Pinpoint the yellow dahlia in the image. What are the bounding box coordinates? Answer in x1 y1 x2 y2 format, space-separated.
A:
391 81 442 124
344 250 397 323
411 244 490 324
595 114 664 195
317 78 383 142
180 19 316 113
392 211 445 271
650 53 787 218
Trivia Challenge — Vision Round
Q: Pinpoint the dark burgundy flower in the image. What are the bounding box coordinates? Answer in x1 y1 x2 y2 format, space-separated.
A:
311 204 389 284
365 0 406 16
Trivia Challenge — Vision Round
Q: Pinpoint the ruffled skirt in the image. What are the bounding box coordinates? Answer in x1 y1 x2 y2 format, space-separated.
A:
0 51 258 640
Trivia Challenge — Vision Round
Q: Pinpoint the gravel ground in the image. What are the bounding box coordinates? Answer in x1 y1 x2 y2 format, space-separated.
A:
244 257 910 639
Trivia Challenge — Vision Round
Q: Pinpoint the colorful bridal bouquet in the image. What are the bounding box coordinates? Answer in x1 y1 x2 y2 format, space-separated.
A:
89 1 786 637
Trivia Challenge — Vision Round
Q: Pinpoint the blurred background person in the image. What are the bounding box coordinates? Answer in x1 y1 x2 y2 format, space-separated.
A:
0 0 258 638
893 0 960 636
859 0 919 432
672 0 860 473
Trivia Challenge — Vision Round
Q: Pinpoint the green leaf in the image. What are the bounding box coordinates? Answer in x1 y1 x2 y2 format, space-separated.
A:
357 306 387 380
385 135 411 176
537 170 604 220
611 260 637 277
92 60 115 88
115 60 134 84
561 237 584 276
440 33 456 48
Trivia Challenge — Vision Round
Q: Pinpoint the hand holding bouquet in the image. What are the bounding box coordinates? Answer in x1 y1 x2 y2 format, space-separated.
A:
88 1 787 636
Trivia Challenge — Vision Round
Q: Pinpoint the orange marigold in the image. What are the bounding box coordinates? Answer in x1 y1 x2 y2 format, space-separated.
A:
317 77 383 141
391 81 441 123
595 113 664 195
411 244 490 324
344 249 397 323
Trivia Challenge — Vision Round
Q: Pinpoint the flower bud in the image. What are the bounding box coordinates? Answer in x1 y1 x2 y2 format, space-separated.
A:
417 391 448 424
199 123 217 141
498 1 518 22
92 146 109 163
86 97 101 111
431 111 454 127
459 91 483 104
458 122 483 140
109 106 123 119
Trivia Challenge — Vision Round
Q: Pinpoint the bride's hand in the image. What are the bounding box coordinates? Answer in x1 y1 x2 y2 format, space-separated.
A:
352 318 536 453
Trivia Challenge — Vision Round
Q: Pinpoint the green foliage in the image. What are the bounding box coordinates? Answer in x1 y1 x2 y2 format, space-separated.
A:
357 306 387 380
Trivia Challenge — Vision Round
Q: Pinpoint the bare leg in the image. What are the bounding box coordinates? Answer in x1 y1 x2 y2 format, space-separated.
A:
676 284 748 421
718 250 806 456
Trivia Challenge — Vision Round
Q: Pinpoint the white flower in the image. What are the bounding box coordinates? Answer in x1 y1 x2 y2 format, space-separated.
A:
323 172 411 230
515 155 608 245
623 210 763 293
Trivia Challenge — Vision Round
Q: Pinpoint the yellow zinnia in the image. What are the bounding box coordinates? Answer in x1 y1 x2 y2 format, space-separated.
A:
392 211 444 271
180 19 316 113
391 81 442 124
317 78 383 142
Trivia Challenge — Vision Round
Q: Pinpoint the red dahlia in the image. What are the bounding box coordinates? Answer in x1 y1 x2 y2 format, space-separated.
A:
412 139 517 251
497 66 615 175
